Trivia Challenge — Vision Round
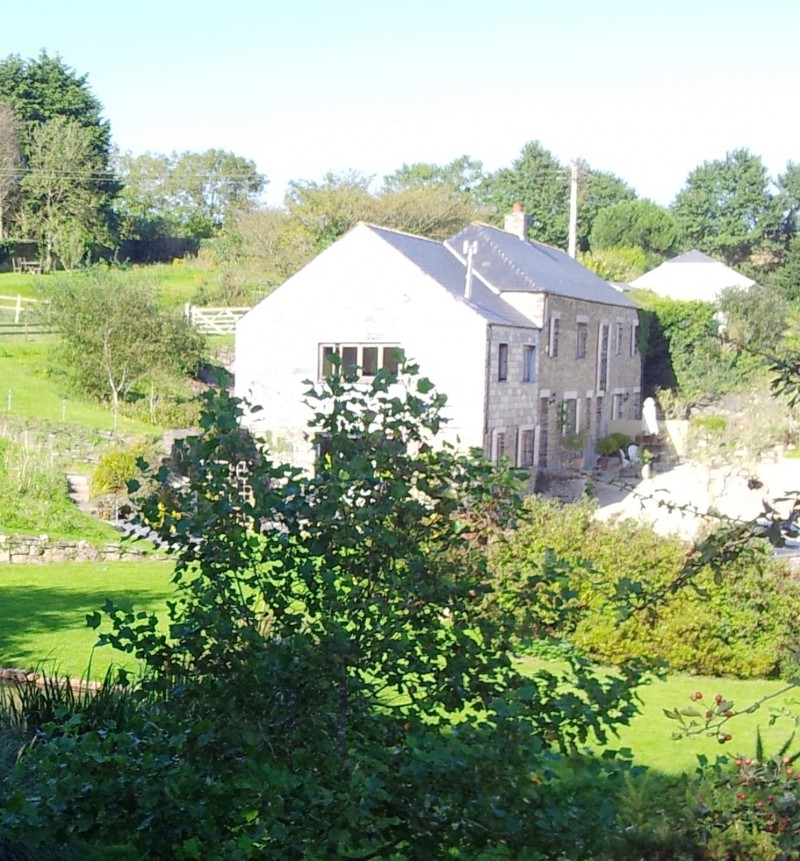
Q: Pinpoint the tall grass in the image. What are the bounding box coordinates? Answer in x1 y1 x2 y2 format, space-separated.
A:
0 429 119 541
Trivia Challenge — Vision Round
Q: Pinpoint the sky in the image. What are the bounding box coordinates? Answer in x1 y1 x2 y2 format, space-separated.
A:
3 0 798 208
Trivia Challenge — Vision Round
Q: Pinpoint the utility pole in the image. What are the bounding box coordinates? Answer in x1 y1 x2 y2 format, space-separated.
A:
568 162 578 259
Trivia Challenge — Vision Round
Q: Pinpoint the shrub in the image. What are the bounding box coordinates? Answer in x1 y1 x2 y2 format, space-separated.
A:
90 441 150 500
492 496 800 677
596 432 632 457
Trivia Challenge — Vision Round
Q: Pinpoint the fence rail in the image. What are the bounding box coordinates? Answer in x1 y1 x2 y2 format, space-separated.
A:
184 304 250 335
0 294 49 335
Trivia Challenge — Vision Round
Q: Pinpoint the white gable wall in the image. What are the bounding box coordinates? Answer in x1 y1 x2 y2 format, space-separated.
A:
235 225 489 468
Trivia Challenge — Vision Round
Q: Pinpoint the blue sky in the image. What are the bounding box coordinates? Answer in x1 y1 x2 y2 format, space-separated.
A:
3 0 798 207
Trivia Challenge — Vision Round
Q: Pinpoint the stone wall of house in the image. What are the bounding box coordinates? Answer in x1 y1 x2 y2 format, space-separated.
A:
0 534 155 565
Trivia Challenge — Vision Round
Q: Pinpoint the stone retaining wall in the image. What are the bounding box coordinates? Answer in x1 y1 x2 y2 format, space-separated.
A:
0 533 157 565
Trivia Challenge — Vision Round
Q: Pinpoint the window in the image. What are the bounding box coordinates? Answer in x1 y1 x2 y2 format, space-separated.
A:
492 429 507 462
614 322 624 356
519 429 535 467
611 392 624 420
549 315 560 358
539 396 550 467
522 345 537 382
631 322 639 357
498 343 508 382
318 343 401 380
597 323 609 391
576 322 588 359
562 397 578 435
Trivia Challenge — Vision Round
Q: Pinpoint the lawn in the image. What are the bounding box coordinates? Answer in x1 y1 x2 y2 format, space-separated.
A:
0 337 157 435
0 262 217 307
0 561 174 680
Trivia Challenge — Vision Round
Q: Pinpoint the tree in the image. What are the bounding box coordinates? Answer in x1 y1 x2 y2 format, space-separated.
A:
672 149 783 266
580 245 657 282
574 164 636 252
480 140 570 247
777 160 800 238
772 235 800 302
590 199 679 256
43 269 205 414
1 364 641 859
115 149 266 240
382 154 484 195
19 117 110 268
0 51 117 245
0 102 21 239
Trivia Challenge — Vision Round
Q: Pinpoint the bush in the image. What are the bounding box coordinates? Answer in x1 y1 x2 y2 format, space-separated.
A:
596 432 632 457
492 496 800 677
90 442 150 500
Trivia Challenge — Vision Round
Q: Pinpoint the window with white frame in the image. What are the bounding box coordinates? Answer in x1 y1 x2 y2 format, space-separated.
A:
522 345 537 382
548 314 560 358
518 427 535 467
319 343 402 380
611 392 624 420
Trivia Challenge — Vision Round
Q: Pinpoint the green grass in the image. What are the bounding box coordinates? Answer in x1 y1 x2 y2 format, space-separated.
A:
0 561 174 679
614 671 799 775
0 271 46 300
0 338 155 434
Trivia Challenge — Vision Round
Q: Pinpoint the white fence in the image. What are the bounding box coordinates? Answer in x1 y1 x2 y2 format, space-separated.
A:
0 294 48 334
184 304 250 335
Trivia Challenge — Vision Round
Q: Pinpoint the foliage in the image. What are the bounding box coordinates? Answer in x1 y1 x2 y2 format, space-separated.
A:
590 199 679 256
0 103 21 239
718 284 789 355
492 496 800 678
771 235 800 302
382 154 484 195
672 149 784 267
115 149 266 241
0 430 117 542
596 432 633 457
90 441 150 499
19 117 110 269
633 291 760 398
43 269 206 412
0 364 642 859
580 245 656 282
0 51 116 253
574 164 636 253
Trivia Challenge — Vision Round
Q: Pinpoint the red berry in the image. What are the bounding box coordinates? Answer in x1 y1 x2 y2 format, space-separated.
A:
784 756 792 765
694 691 703 700
724 710 733 718
715 694 723 704
786 768 793 776
706 710 714 718
745 758 752 766
735 758 743 767
736 792 746 800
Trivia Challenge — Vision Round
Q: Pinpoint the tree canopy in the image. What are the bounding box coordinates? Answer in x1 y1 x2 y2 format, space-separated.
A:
590 198 679 256
672 149 783 267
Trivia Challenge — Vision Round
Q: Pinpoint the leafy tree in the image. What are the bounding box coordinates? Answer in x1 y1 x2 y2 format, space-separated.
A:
43 269 205 413
0 102 20 239
0 51 110 162
672 149 783 266
480 140 570 247
772 235 800 301
115 149 265 240
718 284 790 355
0 51 117 247
1 364 641 859
20 117 110 268
575 164 636 252
590 199 679 256
777 160 800 238
382 154 484 195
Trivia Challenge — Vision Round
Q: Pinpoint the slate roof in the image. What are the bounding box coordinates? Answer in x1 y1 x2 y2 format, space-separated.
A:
630 248 755 300
446 224 637 308
364 224 534 327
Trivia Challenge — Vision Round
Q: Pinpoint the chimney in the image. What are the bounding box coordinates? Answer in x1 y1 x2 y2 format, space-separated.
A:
504 201 531 240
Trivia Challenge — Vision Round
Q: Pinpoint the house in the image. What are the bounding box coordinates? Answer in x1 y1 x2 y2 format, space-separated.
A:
629 249 756 302
235 210 641 475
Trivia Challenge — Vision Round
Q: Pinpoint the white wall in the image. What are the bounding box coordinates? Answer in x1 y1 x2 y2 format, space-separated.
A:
235 224 489 468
